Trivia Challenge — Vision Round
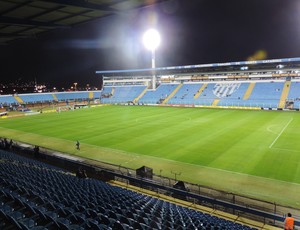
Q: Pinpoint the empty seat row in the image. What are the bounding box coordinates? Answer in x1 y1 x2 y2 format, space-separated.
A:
0 149 257 230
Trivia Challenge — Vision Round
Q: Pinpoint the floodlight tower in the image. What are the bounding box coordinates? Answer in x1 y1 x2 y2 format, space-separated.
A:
143 29 160 89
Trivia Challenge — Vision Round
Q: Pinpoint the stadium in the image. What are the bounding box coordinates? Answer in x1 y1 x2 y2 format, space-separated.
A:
2 56 300 229
1 1 300 230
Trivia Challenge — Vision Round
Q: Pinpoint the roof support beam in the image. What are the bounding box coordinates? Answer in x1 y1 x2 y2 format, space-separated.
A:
0 16 70 29
51 9 93 25
0 32 30 38
0 1 33 16
41 0 115 12
27 5 65 20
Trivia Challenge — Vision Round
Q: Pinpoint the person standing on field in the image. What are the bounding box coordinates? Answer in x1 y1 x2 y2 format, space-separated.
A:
284 213 294 230
76 140 80 150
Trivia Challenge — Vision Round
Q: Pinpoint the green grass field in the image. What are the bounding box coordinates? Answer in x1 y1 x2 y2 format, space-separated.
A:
1 105 300 207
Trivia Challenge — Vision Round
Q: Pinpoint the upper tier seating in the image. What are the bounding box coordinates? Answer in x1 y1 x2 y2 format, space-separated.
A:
101 86 146 104
167 83 203 105
0 149 256 230
139 84 179 104
101 87 113 96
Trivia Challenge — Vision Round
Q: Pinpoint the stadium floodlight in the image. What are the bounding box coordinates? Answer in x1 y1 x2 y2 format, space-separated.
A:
143 29 160 89
143 29 161 55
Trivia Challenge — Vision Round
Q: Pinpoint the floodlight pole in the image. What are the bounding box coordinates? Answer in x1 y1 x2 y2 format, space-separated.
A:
151 48 156 90
143 29 160 90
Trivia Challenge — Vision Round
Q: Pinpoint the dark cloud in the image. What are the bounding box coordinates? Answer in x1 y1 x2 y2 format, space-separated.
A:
1 0 300 88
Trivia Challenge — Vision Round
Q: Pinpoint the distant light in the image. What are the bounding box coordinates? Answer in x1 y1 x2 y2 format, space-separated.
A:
143 29 161 51
240 66 248 70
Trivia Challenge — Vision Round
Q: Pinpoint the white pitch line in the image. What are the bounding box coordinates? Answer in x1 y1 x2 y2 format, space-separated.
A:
269 117 293 149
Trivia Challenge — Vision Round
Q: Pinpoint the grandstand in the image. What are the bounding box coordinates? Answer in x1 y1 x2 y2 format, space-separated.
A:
0 143 283 230
0 95 18 106
96 57 300 110
0 91 102 109
101 86 147 104
1 58 300 110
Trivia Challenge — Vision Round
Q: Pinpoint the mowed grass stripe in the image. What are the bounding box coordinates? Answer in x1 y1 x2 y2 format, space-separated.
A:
1 125 300 207
0 106 300 207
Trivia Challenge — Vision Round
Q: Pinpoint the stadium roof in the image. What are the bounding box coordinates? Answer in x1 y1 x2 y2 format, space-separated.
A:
0 0 168 45
96 57 300 76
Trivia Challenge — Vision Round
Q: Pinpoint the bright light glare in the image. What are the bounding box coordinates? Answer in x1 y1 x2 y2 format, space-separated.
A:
143 29 161 51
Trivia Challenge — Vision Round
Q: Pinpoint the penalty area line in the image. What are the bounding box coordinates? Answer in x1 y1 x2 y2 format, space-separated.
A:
269 117 293 149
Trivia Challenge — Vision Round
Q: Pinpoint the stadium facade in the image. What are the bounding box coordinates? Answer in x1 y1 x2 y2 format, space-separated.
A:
95 57 300 111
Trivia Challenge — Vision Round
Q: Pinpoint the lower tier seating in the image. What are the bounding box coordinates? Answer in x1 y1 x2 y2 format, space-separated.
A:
0 150 257 230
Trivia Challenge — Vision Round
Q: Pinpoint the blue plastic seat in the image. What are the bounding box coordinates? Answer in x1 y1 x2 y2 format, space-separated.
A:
18 217 49 230
68 212 86 225
82 218 102 230
118 214 131 226
84 208 98 218
57 207 74 218
0 209 12 229
97 213 111 226
111 220 126 230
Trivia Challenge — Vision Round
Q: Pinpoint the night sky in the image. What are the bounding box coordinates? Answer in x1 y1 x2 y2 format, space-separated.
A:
1 0 300 88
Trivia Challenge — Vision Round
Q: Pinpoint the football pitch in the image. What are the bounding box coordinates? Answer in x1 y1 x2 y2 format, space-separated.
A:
0 105 300 208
